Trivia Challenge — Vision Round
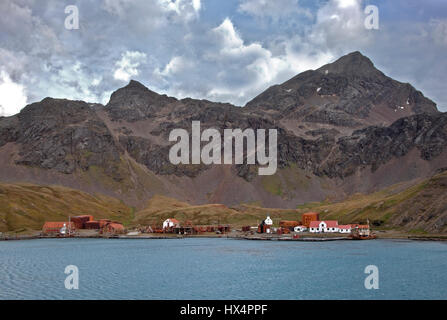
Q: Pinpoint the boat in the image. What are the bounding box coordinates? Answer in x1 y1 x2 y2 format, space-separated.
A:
59 218 75 238
350 232 377 240
60 223 67 236
349 220 376 240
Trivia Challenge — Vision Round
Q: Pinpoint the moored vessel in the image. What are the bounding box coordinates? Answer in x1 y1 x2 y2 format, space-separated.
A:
350 220 376 240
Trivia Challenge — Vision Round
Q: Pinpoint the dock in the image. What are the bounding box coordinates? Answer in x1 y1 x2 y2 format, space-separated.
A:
237 236 350 241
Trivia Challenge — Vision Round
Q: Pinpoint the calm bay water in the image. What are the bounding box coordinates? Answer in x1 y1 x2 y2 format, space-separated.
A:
0 238 446 300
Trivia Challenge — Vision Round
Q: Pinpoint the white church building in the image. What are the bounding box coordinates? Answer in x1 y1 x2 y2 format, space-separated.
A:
309 220 339 233
163 218 180 230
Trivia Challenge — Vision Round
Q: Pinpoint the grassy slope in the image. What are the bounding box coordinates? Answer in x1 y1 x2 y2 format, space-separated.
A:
134 195 304 227
0 183 133 232
1 171 446 233
297 171 447 233
80 155 167 201
134 195 240 226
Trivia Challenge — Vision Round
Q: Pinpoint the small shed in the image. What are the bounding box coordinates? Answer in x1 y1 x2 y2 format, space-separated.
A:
294 225 308 232
103 223 125 234
173 226 195 235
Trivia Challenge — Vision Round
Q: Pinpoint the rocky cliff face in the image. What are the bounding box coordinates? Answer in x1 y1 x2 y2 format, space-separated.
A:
315 113 447 178
0 51 445 208
0 98 123 180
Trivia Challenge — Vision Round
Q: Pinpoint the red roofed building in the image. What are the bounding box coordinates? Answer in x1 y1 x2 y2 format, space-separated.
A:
309 220 339 233
338 225 352 233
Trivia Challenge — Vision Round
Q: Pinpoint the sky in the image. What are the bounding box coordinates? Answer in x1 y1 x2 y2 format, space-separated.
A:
0 0 446 116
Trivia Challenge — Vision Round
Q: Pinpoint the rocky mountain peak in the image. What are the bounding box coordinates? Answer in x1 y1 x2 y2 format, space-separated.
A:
317 51 379 77
18 98 91 121
245 51 438 129
105 80 176 122
108 80 159 103
126 79 149 89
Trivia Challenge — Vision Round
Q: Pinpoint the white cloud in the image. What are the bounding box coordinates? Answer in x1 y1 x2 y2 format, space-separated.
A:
238 0 311 20
192 0 201 12
309 0 372 52
24 60 109 105
431 19 447 46
102 0 201 27
0 70 27 117
282 44 335 73
0 48 29 80
153 18 329 105
213 18 244 49
114 51 147 82
156 56 193 77
209 19 292 85
159 0 201 16
1 0 446 112
101 0 130 17
152 1 373 105
336 0 357 9
0 1 61 56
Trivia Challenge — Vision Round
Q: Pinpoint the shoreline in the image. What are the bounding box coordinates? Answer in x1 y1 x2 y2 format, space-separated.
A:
1 232 447 242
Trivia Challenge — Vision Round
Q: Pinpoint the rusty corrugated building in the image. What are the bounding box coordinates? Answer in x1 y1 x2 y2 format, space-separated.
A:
84 221 101 229
71 215 93 229
279 221 300 229
301 212 320 228
103 223 124 234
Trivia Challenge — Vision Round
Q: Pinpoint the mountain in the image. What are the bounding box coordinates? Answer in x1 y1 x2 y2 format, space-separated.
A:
246 51 438 137
0 51 446 214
